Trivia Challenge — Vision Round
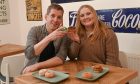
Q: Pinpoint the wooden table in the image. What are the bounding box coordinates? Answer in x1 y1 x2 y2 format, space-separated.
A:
0 44 25 57
0 43 25 82
14 61 138 84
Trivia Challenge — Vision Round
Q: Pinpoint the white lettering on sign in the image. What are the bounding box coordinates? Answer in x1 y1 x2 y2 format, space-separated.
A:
98 15 105 20
112 9 140 28
69 11 77 26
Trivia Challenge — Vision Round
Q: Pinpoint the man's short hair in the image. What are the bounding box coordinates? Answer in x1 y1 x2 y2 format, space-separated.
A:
46 4 64 15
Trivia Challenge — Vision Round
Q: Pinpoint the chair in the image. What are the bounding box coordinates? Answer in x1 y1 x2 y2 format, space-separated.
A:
0 54 25 84
119 51 140 84
119 51 128 68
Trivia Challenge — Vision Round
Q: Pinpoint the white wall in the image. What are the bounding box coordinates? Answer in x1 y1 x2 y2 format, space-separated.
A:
0 0 21 44
18 0 50 45
0 0 140 54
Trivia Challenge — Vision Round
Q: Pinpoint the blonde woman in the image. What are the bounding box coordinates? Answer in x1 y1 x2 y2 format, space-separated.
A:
67 5 121 67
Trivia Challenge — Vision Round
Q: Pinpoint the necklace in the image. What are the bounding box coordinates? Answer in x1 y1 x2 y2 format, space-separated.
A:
86 31 93 38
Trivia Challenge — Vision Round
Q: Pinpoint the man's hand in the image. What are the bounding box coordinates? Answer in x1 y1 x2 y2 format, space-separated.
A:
47 27 67 41
22 63 39 74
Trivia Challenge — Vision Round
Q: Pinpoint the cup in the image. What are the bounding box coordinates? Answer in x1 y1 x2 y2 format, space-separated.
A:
68 26 76 33
60 26 68 31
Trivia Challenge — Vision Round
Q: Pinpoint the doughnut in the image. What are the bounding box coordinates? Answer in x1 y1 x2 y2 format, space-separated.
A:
82 72 93 79
45 71 55 78
92 64 103 73
38 69 47 76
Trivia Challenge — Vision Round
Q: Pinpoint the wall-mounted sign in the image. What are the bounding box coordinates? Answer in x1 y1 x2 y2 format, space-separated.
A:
51 0 92 4
69 8 140 33
25 0 42 21
0 0 10 25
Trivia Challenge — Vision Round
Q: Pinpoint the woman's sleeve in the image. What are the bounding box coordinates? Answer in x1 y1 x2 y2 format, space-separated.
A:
105 29 121 67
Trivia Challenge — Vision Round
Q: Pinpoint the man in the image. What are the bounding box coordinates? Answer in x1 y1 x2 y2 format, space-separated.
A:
23 4 68 74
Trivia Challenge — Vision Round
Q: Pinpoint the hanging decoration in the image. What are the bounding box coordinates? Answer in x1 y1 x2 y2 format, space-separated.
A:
25 0 42 21
0 0 10 25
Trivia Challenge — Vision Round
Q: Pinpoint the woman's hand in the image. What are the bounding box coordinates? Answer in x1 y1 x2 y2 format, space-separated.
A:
67 31 80 43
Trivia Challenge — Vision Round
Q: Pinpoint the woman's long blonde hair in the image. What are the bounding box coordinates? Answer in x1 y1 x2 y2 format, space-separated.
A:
75 5 109 41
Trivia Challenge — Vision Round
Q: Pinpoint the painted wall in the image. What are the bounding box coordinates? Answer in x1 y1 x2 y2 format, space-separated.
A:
0 0 21 44
0 0 140 55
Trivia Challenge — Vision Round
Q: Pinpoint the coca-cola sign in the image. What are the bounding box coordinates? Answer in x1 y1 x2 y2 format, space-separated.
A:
69 8 140 33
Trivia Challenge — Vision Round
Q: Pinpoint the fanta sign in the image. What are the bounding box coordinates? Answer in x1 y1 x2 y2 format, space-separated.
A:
69 8 140 33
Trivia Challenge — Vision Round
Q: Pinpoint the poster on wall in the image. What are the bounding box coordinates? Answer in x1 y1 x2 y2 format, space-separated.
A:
51 0 92 4
0 0 10 25
25 0 42 21
69 8 140 33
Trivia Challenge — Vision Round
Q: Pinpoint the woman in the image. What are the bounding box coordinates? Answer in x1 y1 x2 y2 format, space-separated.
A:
67 5 121 67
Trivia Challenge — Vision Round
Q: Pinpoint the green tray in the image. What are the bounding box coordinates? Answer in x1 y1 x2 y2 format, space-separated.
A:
75 67 109 81
32 69 69 83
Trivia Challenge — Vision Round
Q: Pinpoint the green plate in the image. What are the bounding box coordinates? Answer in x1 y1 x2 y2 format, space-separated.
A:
75 67 109 81
32 69 69 83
